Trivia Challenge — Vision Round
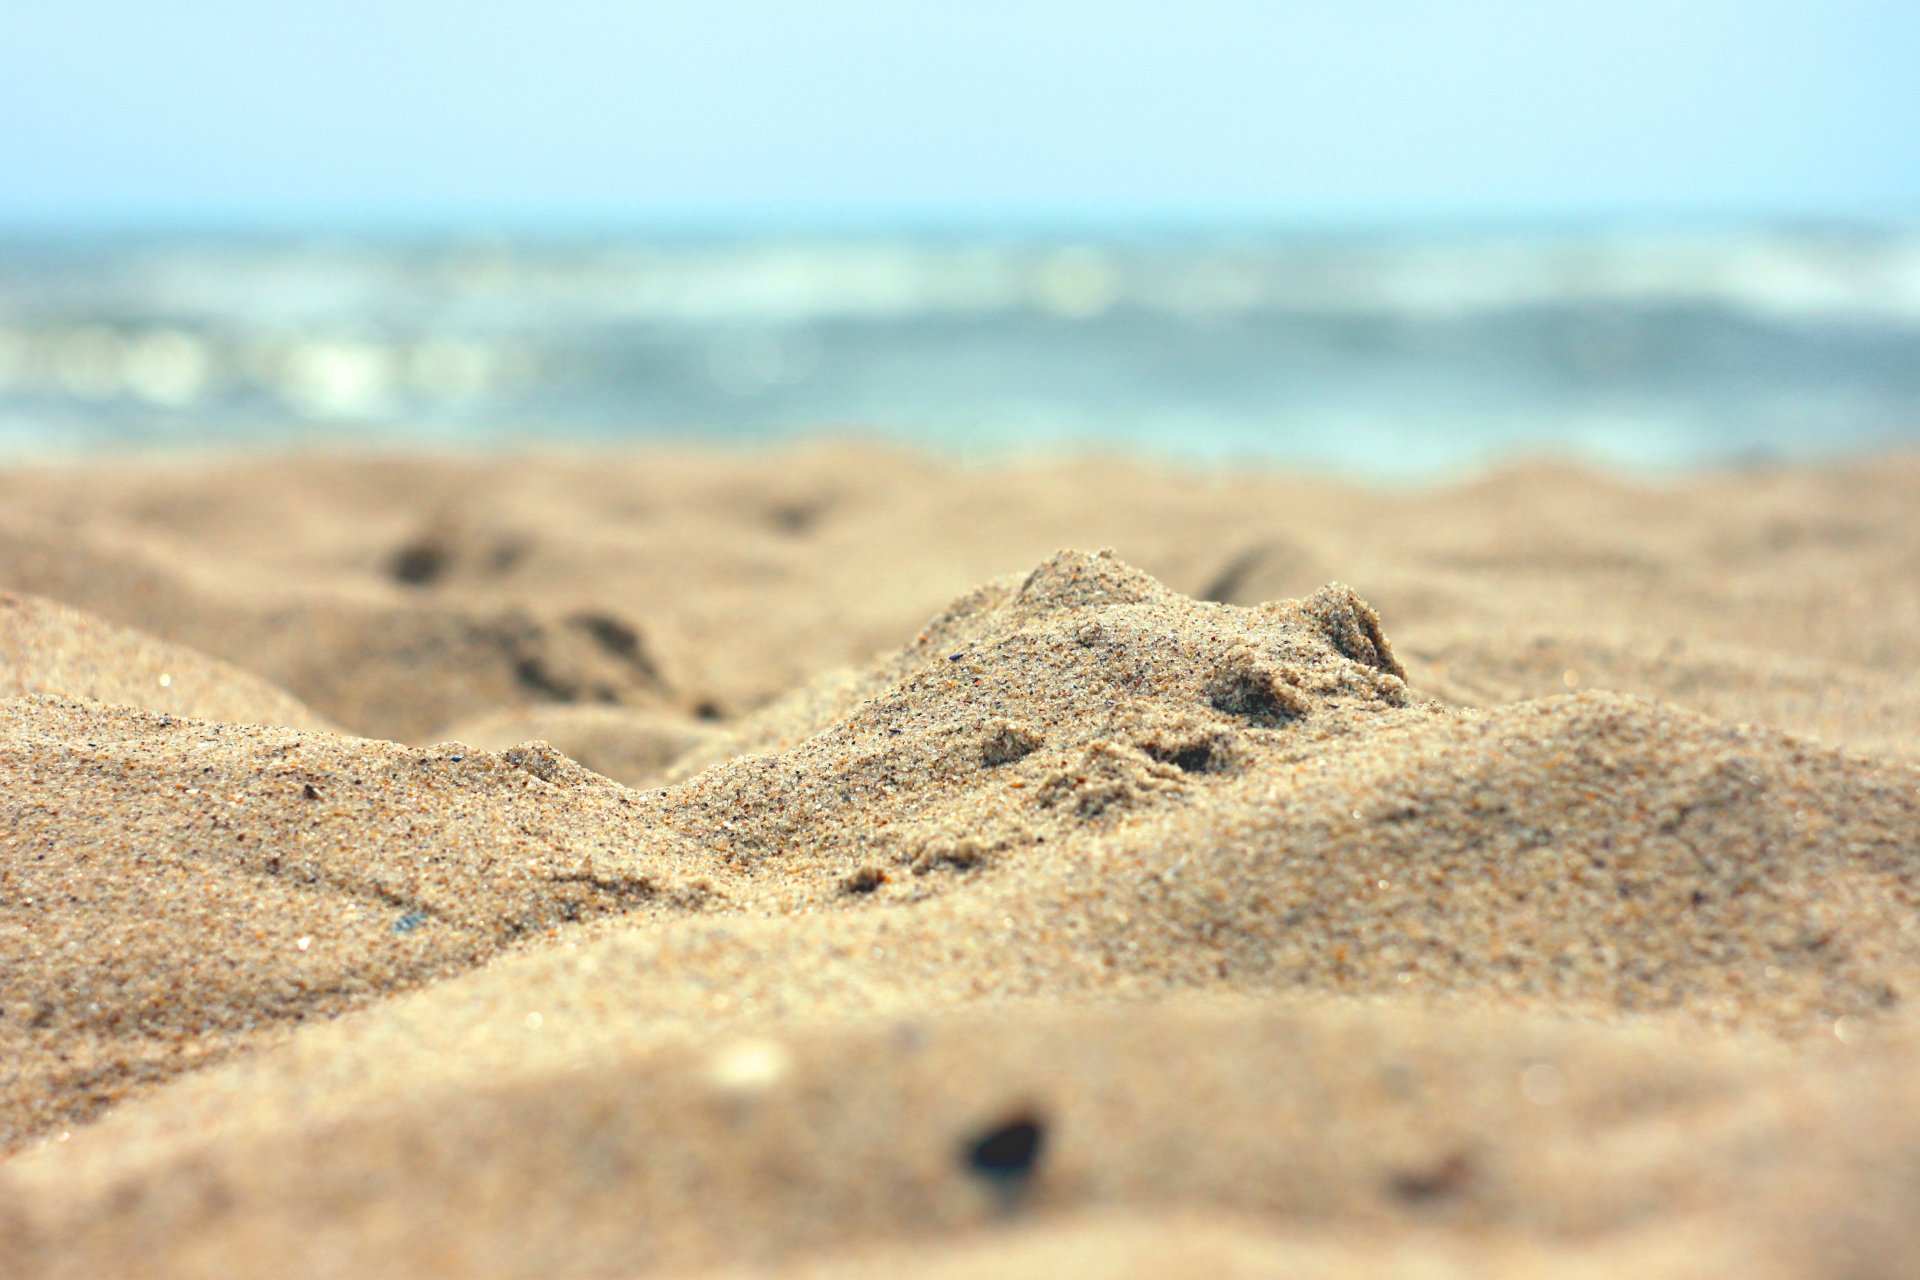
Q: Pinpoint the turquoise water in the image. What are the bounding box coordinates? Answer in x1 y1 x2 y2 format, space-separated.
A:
2 227 1916 476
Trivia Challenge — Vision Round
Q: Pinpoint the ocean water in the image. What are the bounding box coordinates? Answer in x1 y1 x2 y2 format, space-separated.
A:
1 227 1916 477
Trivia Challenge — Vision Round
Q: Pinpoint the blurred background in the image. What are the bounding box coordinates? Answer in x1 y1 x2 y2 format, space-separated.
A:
1 0 1915 476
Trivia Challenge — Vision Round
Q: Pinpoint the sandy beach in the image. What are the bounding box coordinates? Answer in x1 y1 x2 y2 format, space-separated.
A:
4 444 1920 1278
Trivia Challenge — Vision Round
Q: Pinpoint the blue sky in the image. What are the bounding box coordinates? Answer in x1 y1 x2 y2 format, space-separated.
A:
2 0 1915 230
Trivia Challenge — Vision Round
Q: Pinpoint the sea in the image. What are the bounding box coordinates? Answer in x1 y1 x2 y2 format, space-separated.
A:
2 225 1916 478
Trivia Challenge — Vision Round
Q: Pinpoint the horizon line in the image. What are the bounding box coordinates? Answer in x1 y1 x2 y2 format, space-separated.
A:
2 206 1916 245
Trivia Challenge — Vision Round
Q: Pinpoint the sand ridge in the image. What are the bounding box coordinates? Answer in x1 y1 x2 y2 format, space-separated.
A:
1 591 336 732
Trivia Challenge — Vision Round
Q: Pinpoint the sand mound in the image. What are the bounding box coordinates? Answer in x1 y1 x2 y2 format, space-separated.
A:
649 550 1418 899
1099 692 1920 1030
645 553 1920 1038
0 592 334 732
0 695 721 1150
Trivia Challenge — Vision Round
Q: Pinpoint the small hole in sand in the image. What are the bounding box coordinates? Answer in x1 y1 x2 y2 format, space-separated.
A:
389 540 447 587
964 1113 1047 1182
981 722 1042 768
568 612 648 668
1143 739 1225 774
768 501 824 535
1389 1150 1474 1203
1207 666 1307 724
843 864 888 894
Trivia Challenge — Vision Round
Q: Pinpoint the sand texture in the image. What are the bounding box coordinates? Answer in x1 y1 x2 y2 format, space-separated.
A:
1 591 336 733
2 445 1919 1278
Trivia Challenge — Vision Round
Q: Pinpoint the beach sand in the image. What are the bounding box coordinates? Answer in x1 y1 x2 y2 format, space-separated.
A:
2 445 1918 1278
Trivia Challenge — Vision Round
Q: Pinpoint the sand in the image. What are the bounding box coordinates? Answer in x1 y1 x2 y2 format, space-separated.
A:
0 592 336 733
2 444 1919 1278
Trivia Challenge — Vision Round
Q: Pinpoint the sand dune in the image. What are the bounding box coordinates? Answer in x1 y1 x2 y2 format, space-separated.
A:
2 447 1919 1278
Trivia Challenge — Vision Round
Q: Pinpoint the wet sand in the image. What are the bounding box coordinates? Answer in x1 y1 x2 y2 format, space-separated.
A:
2 445 1918 1278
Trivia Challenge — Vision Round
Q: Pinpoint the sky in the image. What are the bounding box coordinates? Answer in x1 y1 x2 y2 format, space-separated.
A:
2 0 1916 231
